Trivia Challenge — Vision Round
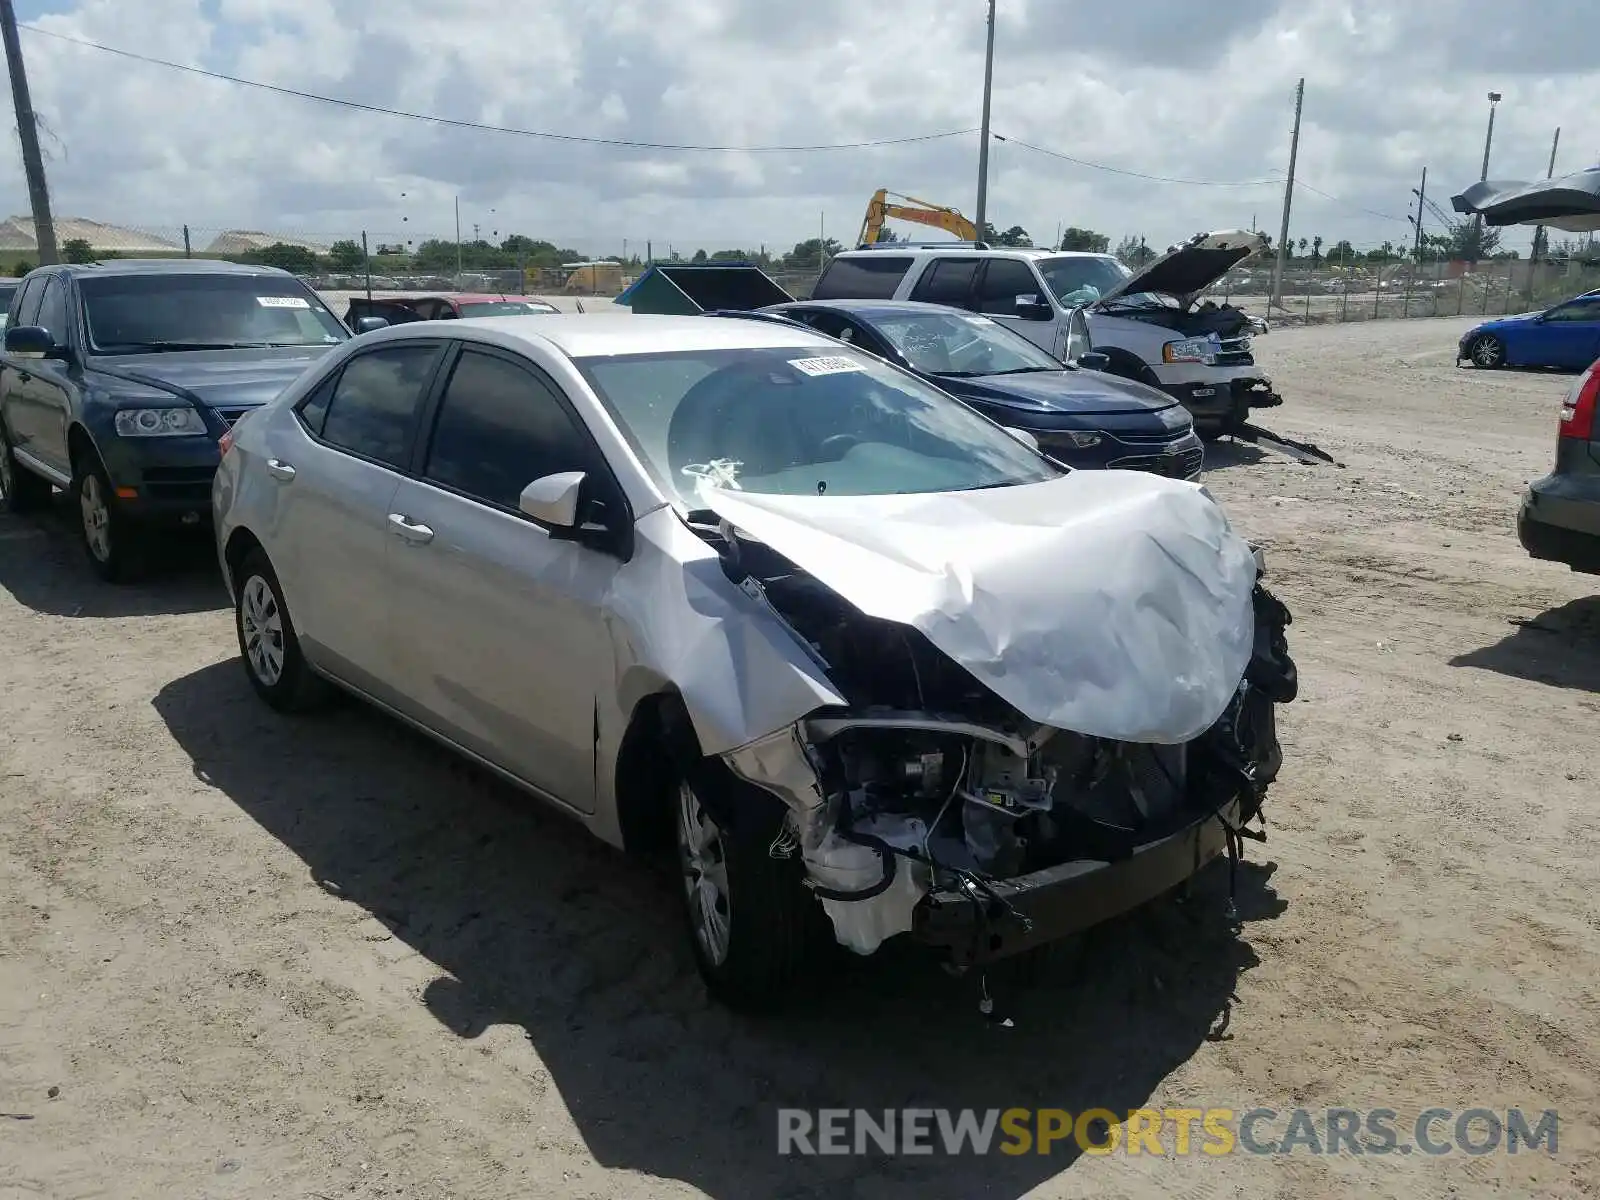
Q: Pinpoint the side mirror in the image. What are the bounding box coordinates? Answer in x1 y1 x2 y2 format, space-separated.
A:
353 316 389 334
519 470 586 528
1078 351 1111 372
5 325 54 358
1012 294 1054 321
1003 427 1040 452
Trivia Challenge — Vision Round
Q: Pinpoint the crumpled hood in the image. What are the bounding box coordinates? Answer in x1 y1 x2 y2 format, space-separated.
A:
949 368 1174 415
1093 229 1268 309
91 349 336 410
701 471 1259 744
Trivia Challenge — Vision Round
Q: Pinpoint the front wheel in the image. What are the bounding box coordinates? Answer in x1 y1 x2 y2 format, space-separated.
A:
1469 333 1505 368
673 770 830 1011
72 451 145 582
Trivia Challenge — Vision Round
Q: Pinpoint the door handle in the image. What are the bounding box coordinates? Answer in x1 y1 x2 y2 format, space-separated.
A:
387 513 435 544
265 459 297 482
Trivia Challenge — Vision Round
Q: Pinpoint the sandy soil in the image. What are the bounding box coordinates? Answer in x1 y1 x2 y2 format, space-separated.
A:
1 316 1597 1199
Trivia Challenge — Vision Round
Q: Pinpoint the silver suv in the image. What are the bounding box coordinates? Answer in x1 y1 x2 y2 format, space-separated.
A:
213 313 1297 1010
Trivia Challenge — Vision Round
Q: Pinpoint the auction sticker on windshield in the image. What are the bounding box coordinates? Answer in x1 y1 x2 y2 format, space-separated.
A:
256 296 311 309
789 356 865 377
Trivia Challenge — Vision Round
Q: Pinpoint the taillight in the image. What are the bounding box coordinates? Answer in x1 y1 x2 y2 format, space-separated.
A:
218 410 255 458
1560 363 1599 440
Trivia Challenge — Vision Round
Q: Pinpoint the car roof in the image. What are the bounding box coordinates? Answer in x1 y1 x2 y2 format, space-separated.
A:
775 299 974 319
48 258 294 278
378 312 839 357
832 246 1113 262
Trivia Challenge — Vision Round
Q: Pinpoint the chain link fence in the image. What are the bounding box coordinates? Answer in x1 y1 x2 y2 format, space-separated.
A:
3 216 1596 322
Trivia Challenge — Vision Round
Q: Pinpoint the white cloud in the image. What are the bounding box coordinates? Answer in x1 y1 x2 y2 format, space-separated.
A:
0 0 1590 257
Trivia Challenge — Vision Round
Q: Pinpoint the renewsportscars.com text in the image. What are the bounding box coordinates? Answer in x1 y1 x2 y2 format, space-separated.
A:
776 1107 1559 1157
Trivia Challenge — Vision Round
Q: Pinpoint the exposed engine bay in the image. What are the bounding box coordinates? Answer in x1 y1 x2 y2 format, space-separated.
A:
1097 296 1260 339
706 515 1298 958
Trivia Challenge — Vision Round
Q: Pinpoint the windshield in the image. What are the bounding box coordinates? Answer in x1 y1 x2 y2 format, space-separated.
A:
1036 256 1133 308
576 345 1060 507
871 310 1064 376
80 274 349 353
458 300 553 317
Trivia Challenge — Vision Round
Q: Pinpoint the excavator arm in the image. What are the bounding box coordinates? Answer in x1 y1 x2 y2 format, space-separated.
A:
859 188 979 246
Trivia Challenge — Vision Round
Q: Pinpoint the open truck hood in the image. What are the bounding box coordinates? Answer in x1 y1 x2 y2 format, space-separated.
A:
1092 229 1269 309
700 471 1258 744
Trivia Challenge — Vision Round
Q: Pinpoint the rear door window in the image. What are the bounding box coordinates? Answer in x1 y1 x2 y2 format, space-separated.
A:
909 258 979 308
811 256 913 301
317 343 445 469
975 259 1046 315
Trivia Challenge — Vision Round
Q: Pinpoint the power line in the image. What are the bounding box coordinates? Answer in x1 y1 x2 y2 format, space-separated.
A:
1292 179 1408 224
995 132 1281 187
19 23 978 153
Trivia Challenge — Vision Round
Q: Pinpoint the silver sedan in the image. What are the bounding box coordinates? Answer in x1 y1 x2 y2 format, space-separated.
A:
213 313 1297 1010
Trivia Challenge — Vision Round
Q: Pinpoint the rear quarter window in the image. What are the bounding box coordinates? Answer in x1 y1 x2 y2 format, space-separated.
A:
811 256 913 301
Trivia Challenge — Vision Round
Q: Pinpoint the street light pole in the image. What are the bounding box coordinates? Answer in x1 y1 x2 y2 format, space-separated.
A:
1471 91 1502 254
973 0 996 243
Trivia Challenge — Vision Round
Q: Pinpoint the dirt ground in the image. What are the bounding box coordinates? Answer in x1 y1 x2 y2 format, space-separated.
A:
2 316 1596 1199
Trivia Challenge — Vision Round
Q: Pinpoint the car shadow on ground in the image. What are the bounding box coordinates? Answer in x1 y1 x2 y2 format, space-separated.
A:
153 660 1286 1198
0 501 226 619
1449 596 1600 693
1199 439 1268 473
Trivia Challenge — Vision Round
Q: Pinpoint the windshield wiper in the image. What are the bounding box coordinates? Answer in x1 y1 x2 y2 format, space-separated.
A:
96 340 275 352
983 367 1058 375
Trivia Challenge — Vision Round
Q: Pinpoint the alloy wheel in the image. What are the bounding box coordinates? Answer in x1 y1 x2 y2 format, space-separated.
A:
240 575 286 686
1472 336 1503 367
79 473 112 562
676 780 732 965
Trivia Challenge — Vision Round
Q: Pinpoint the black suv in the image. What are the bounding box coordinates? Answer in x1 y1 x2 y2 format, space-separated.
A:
1520 359 1600 575
0 260 349 581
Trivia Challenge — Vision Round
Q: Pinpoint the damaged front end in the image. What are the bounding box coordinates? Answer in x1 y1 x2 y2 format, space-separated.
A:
713 511 1298 968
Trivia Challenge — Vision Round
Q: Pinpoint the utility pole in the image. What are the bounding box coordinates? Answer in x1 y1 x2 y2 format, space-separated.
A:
0 0 57 265
1528 126 1560 300
1410 166 1428 262
182 224 192 259
1270 78 1305 309
454 194 462 279
973 0 996 242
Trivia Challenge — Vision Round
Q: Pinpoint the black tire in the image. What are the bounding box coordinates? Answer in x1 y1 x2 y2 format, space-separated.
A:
1468 333 1505 369
672 765 831 1012
234 548 329 712
71 448 146 583
0 424 52 514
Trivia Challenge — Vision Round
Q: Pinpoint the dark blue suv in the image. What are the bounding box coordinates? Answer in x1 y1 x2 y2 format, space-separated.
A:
760 300 1203 479
0 260 350 581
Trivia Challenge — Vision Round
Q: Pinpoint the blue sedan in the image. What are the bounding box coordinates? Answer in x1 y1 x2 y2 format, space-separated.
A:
1460 290 1600 370
757 299 1204 480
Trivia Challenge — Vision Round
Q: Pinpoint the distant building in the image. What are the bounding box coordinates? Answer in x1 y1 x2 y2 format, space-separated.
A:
0 215 182 255
204 230 329 256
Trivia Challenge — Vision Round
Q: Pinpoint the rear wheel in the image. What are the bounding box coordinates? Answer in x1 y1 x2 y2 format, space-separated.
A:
1469 333 1505 368
672 768 829 1011
234 548 329 712
0 425 52 514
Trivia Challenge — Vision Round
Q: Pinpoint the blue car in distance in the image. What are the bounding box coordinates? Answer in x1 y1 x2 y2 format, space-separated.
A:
756 299 1204 480
1460 290 1600 370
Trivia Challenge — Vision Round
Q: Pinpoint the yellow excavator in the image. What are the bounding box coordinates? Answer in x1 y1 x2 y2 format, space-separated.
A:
858 188 978 247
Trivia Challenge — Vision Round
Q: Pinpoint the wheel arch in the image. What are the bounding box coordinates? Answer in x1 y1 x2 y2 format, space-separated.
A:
1095 344 1163 387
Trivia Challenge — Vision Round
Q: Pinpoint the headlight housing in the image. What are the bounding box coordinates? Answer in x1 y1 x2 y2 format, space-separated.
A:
1059 429 1103 448
1162 335 1220 365
113 407 209 437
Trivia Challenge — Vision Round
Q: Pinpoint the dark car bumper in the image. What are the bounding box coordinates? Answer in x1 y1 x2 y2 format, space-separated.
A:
1167 379 1282 432
98 434 222 525
913 800 1239 967
1520 470 1600 574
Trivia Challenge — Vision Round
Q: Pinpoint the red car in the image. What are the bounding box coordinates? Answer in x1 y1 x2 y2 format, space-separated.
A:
345 293 559 327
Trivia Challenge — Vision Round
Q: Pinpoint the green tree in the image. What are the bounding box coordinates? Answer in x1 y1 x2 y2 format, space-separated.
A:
1425 219 1502 263
62 238 95 264
981 222 1033 247
691 248 709 263
1114 234 1154 268
1058 227 1110 253
1328 239 1355 263
327 239 365 273
11 259 33 276
241 242 319 274
1310 235 1324 267
783 238 842 269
